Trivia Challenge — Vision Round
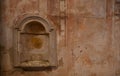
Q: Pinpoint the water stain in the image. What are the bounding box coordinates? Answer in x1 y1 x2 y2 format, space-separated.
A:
59 58 64 67
90 73 96 76
81 54 93 67
0 45 5 51
30 37 43 49
116 70 120 76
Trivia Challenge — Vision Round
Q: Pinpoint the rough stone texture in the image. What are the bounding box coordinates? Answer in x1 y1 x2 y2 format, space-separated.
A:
0 0 120 76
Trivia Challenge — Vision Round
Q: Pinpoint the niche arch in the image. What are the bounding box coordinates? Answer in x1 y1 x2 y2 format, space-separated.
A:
14 16 57 68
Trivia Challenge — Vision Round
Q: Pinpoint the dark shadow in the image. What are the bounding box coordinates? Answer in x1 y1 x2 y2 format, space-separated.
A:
0 0 2 76
24 21 46 34
0 0 5 76
16 66 58 71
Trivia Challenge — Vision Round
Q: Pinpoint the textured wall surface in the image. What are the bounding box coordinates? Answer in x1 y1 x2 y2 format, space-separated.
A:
0 0 120 76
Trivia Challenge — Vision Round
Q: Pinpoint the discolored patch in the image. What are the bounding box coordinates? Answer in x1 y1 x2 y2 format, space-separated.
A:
30 37 43 49
0 45 5 51
59 58 64 67
90 73 97 76
81 54 93 67
116 70 120 76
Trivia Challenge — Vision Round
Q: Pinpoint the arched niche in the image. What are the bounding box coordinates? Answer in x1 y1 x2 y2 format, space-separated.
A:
23 21 46 34
14 16 57 68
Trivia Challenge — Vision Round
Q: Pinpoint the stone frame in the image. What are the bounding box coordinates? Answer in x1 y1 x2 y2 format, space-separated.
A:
13 16 57 68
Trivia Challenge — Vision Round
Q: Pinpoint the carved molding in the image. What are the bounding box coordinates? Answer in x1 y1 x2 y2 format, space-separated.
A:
13 15 57 68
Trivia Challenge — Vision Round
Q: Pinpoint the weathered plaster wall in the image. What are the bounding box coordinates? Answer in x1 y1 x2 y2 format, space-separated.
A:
113 11 120 76
0 0 120 76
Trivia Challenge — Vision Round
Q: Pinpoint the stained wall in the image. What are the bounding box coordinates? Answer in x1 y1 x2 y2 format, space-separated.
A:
0 0 120 76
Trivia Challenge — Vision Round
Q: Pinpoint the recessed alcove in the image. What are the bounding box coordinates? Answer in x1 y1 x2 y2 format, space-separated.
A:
14 16 57 68
23 21 46 34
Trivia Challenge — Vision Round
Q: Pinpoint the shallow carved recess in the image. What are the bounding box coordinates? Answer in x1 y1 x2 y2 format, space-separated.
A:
13 16 57 68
